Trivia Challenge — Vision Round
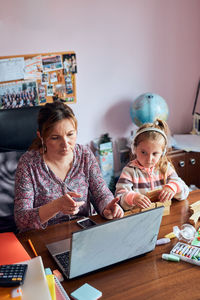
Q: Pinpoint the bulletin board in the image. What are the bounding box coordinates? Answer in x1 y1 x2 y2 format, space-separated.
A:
0 51 77 110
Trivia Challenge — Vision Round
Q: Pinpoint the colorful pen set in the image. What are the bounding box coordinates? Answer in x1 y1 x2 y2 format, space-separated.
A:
170 242 200 266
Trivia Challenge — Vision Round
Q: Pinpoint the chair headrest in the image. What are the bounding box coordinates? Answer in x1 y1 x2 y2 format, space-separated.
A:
0 107 40 152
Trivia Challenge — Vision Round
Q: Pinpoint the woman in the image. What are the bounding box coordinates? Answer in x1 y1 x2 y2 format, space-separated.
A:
14 100 123 231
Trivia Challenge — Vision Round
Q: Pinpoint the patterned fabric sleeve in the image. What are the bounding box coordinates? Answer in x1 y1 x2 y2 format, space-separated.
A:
115 165 138 210
14 153 46 230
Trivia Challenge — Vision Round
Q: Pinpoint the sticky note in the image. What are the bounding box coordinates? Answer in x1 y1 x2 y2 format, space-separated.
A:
45 268 52 275
71 283 102 300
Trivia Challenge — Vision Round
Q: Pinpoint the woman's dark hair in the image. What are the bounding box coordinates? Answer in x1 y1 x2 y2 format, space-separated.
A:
29 100 77 150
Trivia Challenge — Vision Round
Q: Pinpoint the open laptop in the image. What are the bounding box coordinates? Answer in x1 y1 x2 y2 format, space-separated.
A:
46 206 164 279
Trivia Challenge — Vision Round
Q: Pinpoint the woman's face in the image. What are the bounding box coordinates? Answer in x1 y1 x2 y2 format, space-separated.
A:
44 118 77 157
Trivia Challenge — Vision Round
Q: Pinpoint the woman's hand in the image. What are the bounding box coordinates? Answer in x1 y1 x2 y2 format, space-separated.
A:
39 191 84 224
133 193 152 209
103 198 124 219
159 187 175 202
57 192 84 215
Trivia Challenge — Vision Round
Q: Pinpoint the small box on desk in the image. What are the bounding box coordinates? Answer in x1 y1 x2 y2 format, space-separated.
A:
92 139 114 188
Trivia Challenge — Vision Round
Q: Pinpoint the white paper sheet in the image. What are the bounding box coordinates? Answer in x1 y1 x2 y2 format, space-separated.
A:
0 57 24 82
173 134 200 152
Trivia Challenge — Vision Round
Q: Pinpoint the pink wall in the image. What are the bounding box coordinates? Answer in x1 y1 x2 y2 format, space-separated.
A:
0 0 200 147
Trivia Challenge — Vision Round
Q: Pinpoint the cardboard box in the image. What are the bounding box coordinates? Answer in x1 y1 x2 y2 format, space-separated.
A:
92 139 114 188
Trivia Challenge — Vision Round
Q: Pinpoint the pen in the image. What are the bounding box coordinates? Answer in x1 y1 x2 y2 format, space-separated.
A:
181 245 189 256
189 247 199 259
171 243 180 254
177 244 186 254
28 239 38 257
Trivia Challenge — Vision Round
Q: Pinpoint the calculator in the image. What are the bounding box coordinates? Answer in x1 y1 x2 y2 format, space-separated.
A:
0 264 28 287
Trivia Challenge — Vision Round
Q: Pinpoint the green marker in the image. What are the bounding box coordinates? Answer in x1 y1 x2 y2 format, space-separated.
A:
162 253 180 262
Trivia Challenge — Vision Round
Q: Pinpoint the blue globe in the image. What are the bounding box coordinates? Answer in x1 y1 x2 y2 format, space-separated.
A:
130 93 169 126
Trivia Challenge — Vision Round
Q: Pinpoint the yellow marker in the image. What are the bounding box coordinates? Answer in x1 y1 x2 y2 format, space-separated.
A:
28 239 38 257
164 232 176 239
46 275 56 300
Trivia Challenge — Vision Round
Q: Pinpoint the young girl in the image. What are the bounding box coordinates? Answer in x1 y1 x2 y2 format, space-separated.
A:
115 119 189 210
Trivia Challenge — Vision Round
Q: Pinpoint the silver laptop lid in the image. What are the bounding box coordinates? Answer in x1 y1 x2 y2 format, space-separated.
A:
69 206 164 278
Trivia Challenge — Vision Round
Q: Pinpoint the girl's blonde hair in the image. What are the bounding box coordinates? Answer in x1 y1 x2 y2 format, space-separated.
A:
132 118 174 183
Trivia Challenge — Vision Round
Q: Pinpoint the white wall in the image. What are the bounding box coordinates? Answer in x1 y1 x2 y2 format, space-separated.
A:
0 0 200 163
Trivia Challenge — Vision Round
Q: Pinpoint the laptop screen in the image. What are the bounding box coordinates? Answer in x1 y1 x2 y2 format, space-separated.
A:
69 206 164 278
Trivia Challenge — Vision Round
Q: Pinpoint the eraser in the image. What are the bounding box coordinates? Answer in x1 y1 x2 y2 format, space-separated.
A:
162 253 180 262
11 287 22 298
71 283 102 300
53 269 64 282
156 238 170 245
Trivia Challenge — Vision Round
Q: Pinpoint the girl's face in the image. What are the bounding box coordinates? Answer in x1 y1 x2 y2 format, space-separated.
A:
135 139 164 168
44 118 77 157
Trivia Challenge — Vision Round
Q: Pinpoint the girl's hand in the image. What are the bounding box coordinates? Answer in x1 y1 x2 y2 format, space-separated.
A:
159 187 175 202
57 192 84 215
103 198 124 219
133 193 152 209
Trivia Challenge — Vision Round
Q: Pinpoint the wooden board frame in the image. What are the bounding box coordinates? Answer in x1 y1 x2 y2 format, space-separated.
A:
0 51 77 110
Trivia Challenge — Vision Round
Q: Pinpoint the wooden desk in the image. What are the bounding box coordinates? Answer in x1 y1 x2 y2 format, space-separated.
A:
17 190 200 300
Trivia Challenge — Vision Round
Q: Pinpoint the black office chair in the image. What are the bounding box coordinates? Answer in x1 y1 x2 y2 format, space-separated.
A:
0 106 40 232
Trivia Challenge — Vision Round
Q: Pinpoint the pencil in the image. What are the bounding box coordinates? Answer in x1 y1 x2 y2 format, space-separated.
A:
28 239 38 257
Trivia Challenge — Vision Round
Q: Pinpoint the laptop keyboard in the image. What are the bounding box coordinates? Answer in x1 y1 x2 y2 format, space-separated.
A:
55 251 70 273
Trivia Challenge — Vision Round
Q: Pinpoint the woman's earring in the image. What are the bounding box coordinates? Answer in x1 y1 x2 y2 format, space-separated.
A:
41 138 47 154
132 150 136 158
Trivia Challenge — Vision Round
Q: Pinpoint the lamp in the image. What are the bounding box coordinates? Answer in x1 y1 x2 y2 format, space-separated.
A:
191 79 200 135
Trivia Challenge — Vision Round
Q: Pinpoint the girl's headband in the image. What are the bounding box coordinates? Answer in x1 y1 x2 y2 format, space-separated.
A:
132 127 168 155
133 127 168 142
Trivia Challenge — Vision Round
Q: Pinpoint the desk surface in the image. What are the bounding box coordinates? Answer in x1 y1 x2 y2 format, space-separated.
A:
18 190 200 300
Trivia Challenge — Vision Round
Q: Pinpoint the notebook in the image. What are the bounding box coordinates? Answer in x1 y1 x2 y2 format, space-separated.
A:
54 275 70 300
0 232 31 265
46 206 164 279
19 256 51 300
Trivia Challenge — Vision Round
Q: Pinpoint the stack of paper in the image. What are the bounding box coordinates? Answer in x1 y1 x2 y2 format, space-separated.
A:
173 134 200 152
